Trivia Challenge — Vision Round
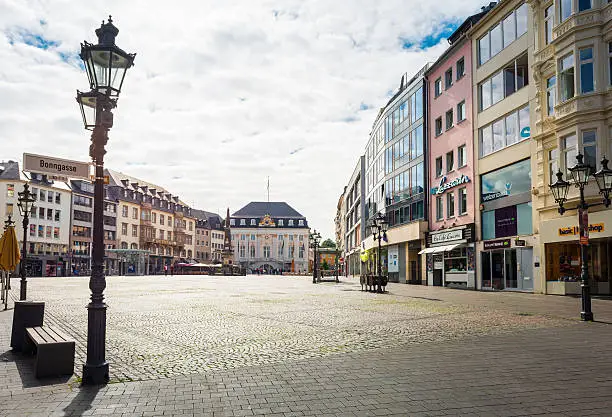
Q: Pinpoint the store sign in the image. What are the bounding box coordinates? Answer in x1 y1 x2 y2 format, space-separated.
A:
558 223 605 236
481 159 531 203
495 206 517 238
24 153 91 180
483 239 511 250
515 239 526 246
431 229 463 244
431 174 470 195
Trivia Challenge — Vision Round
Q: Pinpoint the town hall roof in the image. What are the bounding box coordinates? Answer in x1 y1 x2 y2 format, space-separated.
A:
232 202 304 219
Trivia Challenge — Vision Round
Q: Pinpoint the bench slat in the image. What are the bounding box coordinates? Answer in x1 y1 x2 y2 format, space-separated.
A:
26 326 74 345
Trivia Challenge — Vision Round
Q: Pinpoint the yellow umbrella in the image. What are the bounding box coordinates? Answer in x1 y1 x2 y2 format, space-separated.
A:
0 226 21 272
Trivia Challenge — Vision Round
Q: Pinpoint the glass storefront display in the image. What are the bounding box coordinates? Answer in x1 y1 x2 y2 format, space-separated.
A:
481 247 533 291
545 239 612 295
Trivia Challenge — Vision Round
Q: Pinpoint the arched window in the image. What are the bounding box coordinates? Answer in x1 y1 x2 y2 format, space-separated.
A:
187 250 192 258
121 242 128 249
130 243 138 249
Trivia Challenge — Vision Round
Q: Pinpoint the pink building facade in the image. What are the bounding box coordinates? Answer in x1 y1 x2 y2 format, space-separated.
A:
423 34 477 289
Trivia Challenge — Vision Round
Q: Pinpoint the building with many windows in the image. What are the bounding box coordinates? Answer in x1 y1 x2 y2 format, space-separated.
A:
421 6 492 289
471 0 537 291
344 157 365 277
362 67 429 284
230 202 309 273
530 0 612 296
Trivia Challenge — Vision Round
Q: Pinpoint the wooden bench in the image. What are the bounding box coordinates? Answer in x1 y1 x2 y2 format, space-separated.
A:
23 326 75 378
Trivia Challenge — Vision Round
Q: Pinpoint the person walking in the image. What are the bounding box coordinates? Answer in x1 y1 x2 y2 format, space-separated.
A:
164 264 168 276
170 265 174 276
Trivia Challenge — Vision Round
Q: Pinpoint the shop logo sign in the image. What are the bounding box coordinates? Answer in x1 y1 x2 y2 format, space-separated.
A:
482 182 512 202
558 223 604 236
483 239 511 250
520 126 530 139
431 230 463 244
430 174 470 195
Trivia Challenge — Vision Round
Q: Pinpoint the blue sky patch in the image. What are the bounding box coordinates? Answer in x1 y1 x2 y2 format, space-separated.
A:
401 20 460 50
359 102 369 111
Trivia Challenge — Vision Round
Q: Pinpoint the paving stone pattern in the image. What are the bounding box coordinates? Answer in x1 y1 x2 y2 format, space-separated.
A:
0 275 611 416
7 276 567 382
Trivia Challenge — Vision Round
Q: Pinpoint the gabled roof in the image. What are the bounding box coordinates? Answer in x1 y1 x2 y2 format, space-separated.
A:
191 208 223 229
232 202 304 218
0 161 21 180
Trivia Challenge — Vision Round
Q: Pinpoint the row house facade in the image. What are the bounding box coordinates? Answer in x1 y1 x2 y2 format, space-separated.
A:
192 209 223 262
344 157 365 277
106 170 196 274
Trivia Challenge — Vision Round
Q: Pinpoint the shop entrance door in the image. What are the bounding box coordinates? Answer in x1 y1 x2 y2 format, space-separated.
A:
504 249 518 289
517 248 533 291
491 251 505 290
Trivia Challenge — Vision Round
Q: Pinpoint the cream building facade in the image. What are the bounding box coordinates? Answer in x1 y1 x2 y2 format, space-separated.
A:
470 0 539 291
530 0 612 295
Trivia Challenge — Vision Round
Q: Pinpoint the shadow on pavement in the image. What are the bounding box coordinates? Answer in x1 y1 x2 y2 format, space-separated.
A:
1 349 71 388
62 385 102 417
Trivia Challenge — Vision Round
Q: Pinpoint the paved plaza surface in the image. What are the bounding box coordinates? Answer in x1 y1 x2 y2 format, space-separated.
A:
0 275 611 416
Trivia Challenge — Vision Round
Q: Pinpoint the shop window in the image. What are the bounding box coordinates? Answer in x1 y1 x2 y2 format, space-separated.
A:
544 5 554 45
459 188 467 215
447 193 455 218
516 202 532 235
435 117 442 136
458 145 467 168
561 0 572 21
445 109 453 130
436 195 443 221
482 210 495 240
582 130 597 172
579 47 594 94
434 78 442 97
446 151 454 173
456 58 465 79
457 100 466 122
547 76 556 116
559 54 575 102
578 0 591 12
548 148 559 186
562 134 578 176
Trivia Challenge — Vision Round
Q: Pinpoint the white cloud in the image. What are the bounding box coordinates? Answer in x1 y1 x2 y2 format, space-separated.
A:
1 0 486 239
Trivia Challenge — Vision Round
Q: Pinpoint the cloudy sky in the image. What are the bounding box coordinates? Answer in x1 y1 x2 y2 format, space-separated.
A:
1 0 486 239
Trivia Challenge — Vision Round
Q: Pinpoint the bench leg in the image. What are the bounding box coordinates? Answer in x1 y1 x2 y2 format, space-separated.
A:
35 343 75 378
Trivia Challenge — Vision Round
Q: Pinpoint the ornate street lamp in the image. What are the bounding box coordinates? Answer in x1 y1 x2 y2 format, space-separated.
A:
77 16 135 385
309 230 321 284
16 183 36 301
369 212 388 293
549 154 612 322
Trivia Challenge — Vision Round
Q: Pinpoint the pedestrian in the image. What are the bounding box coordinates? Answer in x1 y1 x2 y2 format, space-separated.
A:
170 265 174 276
164 264 168 276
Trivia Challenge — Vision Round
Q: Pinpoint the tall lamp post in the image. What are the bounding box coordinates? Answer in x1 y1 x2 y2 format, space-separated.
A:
549 154 612 322
76 16 135 385
17 183 36 301
369 212 388 293
309 230 321 284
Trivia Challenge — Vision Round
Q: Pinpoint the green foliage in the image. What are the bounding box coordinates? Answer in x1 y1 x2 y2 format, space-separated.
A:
321 238 336 248
322 260 330 270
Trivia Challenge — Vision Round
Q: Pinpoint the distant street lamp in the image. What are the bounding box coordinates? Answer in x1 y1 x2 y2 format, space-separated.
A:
549 154 612 322
309 230 321 284
17 183 36 301
76 16 135 385
369 212 388 293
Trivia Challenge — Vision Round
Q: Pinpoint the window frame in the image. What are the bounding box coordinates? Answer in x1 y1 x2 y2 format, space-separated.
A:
445 68 453 89
445 108 454 131
436 195 444 221
459 187 468 215
435 156 443 178
434 78 442 97
435 117 443 136
579 46 594 94
458 145 467 168
446 151 454 173
544 4 554 45
457 100 466 122
456 57 465 80
447 192 455 218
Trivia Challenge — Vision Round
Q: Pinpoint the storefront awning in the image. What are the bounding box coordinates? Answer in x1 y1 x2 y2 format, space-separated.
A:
418 243 464 255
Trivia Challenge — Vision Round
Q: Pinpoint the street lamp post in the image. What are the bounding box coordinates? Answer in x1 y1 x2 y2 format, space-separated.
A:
17 183 36 301
76 16 135 385
549 154 612 322
369 212 388 293
309 230 321 284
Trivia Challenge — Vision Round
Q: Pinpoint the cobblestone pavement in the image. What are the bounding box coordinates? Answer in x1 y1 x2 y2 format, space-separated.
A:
1 275 611 416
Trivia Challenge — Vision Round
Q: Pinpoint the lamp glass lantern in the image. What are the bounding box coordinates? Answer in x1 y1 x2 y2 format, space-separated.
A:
17 185 36 217
76 90 101 130
569 153 590 187
80 18 135 97
549 170 570 209
594 156 612 206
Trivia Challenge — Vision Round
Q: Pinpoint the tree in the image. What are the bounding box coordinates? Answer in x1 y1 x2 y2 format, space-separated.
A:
321 238 336 248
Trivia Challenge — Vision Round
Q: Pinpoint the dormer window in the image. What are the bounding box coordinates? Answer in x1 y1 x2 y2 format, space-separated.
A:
240 219 246 226
298 220 304 226
278 219 284 226
288 220 294 226
230 219 235 226
250 219 256 226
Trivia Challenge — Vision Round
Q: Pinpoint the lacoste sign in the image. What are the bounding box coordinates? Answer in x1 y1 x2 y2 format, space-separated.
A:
431 174 470 195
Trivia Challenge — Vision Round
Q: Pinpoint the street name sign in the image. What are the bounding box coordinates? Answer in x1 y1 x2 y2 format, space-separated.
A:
23 153 91 180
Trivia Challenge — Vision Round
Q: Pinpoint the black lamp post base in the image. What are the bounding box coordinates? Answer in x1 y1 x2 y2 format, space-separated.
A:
82 362 109 385
20 280 27 301
581 311 594 321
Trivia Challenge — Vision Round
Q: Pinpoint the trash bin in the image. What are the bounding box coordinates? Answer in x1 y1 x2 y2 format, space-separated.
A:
10 301 45 351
